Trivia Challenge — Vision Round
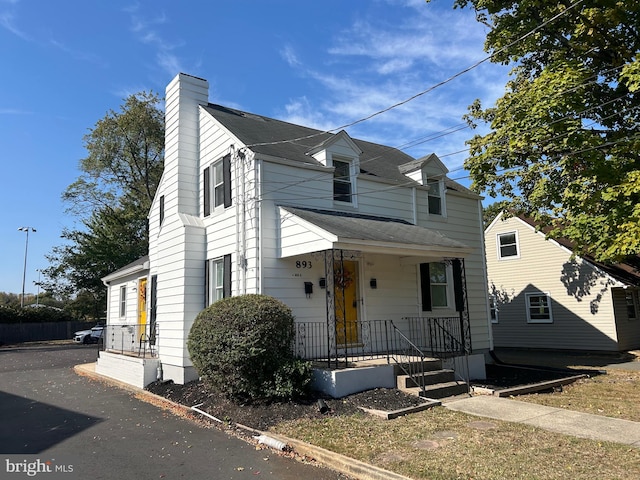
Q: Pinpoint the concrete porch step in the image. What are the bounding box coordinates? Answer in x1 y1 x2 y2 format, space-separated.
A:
396 369 456 389
392 359 443 376
399 381 468 399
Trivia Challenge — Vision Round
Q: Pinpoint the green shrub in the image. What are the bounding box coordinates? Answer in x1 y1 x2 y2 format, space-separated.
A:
187 294 312 403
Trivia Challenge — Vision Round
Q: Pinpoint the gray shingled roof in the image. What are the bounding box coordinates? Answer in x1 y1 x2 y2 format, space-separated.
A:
281 206 471 251
203 103 468 189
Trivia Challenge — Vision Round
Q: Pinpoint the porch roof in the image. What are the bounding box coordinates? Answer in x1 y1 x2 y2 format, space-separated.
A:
278 206 473 259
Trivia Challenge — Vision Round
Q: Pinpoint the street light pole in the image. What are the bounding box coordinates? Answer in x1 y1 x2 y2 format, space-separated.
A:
35 269 41 306
18 227 36 308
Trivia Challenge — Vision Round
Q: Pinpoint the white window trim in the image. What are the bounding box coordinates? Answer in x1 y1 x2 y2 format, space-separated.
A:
426 178 446 217
497 230 520 260
526 292 553 323
119 285 127 318
208 258 225 305
430 261 453 310
331 154 357 207
212 160 225 209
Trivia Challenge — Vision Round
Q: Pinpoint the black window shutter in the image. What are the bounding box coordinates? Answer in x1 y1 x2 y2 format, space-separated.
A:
223 254 232 297
203 166 211 217
150 275 158 323
223 154 232 208
204 260 210 307
420 263 432 311
452 259 464 312
150 275 158 344
159 195 165 226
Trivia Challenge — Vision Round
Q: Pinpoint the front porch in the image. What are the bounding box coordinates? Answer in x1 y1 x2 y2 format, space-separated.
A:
95 323 160 389
295 317 486 398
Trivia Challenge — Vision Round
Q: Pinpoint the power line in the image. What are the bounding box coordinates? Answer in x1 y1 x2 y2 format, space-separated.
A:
245 0 586 149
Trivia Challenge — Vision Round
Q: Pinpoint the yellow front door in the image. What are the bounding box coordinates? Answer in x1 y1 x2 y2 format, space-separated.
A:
335 260 358 344
138 278 147 341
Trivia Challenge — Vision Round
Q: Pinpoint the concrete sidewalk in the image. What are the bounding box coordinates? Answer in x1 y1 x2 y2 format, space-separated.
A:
444 395 640 447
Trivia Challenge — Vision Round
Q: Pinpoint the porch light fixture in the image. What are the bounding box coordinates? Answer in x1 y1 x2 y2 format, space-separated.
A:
370 278 377 289
304 282 313 297
319 278 326 289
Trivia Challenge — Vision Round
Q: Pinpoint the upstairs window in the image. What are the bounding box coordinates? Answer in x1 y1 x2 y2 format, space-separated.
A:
204 154 232 216
333 158 353 203
526 292 553 323
497 232 519 259
427 180 442 215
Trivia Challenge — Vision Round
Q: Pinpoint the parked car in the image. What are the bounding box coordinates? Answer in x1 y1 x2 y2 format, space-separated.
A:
73 324 105 344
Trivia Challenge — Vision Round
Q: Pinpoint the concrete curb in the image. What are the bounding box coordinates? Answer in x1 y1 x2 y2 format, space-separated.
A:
74 362 409 480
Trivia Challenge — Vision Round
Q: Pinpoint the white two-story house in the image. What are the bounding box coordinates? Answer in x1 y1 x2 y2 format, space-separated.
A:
98 73 493 394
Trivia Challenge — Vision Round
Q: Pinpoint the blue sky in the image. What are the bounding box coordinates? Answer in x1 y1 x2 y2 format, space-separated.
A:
0 0 509 295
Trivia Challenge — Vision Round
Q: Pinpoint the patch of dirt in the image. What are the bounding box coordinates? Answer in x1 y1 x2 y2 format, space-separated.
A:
146 380 425 431
471 364 591 390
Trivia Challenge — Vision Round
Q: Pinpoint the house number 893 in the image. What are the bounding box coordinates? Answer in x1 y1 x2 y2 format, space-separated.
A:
296 261 312 269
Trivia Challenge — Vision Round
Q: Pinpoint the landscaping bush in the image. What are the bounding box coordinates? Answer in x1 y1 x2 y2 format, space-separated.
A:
187 294 312 403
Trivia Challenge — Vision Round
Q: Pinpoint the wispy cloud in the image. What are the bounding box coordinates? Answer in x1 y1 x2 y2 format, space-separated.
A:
0 108 31 115
277 2 507 170
125 4 186 76
0 10 29 40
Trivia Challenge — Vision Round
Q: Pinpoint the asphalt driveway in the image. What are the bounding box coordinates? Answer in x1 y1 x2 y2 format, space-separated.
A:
0 343 348 479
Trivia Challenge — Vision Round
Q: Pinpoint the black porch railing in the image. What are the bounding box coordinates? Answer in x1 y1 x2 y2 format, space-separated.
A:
100 323 159 358
293 316 467 366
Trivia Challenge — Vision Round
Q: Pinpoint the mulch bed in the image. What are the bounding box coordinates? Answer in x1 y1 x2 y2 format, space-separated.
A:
146 380 425 431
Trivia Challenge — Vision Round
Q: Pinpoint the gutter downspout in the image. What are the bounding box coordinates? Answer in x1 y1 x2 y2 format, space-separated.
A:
478 197 494 352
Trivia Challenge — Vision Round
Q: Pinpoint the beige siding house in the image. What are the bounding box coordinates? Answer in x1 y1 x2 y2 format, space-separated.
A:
98 73 493 394
485 213 640 352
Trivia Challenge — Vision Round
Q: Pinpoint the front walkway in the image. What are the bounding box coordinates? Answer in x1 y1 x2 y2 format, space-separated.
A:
443 396 640 447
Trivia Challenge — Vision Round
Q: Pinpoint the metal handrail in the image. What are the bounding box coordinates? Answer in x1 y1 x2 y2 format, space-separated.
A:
386 320 428 395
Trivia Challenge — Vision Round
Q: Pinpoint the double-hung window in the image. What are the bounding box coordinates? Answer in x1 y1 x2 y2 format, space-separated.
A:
526 292 553 323
205 254 231 306
333 158 353 203
497 232 519 259
204 154 232 216
420 262 449 310
119 285 127 318
427 180 442 215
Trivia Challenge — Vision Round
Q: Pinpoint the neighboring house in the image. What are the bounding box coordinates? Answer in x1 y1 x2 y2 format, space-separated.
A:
98 73 492 393
485 212 640 352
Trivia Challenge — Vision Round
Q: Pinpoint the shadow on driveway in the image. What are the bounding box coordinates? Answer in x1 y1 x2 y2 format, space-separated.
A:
0 390 103 454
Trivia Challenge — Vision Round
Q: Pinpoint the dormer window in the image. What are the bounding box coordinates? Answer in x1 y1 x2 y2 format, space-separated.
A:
427 179 442 215
333 157 354 204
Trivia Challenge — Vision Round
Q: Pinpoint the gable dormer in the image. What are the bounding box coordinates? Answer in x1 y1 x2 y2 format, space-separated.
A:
307 130 362 206
400 153 448 217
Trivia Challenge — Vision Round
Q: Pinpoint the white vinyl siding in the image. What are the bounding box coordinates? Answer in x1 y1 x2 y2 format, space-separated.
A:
486 215 623 351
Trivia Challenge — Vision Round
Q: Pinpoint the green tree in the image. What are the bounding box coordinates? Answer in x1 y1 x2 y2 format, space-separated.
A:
452 0 640 262
42 92 164 315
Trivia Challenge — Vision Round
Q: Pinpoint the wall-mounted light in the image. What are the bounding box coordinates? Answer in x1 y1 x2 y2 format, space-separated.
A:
304 281 313 298
370 278 377 289
319 278 326 289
